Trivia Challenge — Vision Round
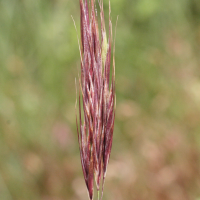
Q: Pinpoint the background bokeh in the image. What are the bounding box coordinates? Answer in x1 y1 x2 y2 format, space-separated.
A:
1 0 200 199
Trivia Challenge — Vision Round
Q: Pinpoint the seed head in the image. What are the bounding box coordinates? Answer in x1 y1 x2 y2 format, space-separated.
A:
76 0 116 199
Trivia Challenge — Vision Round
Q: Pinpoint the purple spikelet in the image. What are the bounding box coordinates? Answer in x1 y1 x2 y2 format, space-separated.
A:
76 0 116 199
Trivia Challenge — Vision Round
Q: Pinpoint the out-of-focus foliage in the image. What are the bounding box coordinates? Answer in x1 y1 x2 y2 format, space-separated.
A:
0 0 200 200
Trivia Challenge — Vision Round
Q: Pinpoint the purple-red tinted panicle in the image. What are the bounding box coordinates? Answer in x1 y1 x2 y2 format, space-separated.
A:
75 0 116 199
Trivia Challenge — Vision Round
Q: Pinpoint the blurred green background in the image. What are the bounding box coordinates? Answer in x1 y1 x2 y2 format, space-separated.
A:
1 0 200 199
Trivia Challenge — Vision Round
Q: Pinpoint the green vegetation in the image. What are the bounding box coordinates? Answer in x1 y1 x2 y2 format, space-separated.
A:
0 0 200 199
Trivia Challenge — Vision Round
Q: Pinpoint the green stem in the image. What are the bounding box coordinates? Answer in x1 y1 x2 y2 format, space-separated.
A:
97 190 100 200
